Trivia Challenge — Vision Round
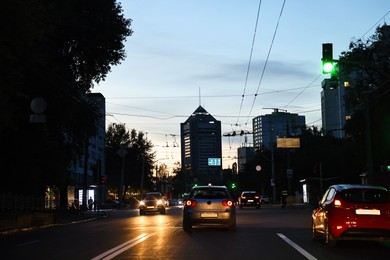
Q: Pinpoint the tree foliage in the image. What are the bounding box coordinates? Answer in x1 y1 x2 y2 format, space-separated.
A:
105 124 156 197
340 24 390 173
0 0 132 195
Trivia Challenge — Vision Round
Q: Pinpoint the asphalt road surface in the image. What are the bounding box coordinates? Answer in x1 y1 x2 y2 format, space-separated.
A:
1 205 389 259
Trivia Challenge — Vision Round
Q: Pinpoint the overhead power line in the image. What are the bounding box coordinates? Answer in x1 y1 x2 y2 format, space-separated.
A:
245 0 287 126
236 0 263 126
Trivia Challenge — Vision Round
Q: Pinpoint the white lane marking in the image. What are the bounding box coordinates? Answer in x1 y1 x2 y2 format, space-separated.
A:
277 233 318 260
16 240 40 247
91 233 154 260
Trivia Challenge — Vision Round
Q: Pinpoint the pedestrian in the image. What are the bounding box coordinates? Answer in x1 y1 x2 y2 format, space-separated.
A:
88 197 93 210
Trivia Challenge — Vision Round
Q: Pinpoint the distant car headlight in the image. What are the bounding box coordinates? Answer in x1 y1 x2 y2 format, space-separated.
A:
139 201 145 206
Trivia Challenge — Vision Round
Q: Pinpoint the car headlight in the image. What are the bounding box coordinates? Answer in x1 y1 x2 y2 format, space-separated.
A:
139 201 145 206
157 199 163 205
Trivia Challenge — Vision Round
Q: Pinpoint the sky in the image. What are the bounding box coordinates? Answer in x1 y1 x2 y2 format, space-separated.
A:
93 0 390 172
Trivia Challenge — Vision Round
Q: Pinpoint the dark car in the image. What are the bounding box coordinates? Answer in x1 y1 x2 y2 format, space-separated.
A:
239 191 261 209
312 184 390 246
260 195 270 204
139 192 166 215
183 184 236 231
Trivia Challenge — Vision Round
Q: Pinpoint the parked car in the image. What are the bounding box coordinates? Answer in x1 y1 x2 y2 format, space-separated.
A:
183 184 236 231
239 191 261 209
260 195 270 204
101 199 120 209
139 192 166 215
312 184 390 246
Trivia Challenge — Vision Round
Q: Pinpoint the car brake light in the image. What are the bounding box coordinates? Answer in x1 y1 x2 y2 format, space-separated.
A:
334 199 342 208
185 199 197 207
241 196 246 199
222 200 234 207
255 196 260 199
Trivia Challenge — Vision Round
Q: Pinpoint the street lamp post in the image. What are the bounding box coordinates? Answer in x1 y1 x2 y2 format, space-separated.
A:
117 146 127 206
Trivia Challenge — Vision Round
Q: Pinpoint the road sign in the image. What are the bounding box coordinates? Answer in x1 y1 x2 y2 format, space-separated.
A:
208 158 221 166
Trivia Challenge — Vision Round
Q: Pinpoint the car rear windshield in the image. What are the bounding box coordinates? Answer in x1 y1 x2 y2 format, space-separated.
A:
191 188 228 199
340 189 390 203
242 193 258 198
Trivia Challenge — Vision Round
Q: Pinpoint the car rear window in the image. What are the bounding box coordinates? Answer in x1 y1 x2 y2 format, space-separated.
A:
191 188 228 199
242 192 258 198
340 189 390 203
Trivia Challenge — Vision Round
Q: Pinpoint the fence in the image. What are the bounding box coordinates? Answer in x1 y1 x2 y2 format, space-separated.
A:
0 194 46 214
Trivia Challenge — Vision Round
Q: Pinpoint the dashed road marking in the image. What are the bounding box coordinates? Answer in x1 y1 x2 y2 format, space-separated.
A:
91 233 154 260
277 233 318 260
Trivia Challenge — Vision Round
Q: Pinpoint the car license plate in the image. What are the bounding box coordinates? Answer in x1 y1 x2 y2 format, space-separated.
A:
356 209 380 215
201 213 218 218
248 200 254 202
147 206 155 209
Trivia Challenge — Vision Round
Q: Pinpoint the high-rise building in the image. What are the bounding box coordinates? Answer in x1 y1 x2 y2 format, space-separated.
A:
67 93 106 207
321 79 346 138
237 146 255 174
180 106 222 186
252 109 305 150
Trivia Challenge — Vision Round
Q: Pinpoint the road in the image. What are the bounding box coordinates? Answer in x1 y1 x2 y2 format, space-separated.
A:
0 205 389 259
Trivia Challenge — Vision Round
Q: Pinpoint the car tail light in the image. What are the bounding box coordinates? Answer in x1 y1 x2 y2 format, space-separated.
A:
185 199 197 207
241 196 246 199
255 196 260 199
334 199 342 208
222 200 234 207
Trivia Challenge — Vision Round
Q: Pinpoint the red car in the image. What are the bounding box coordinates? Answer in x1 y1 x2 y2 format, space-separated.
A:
312 184 390 246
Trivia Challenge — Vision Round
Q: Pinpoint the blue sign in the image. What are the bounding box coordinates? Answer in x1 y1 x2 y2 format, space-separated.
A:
208 158 221 166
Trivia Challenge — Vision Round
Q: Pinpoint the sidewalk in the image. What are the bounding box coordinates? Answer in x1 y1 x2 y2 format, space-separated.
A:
0 209 112 236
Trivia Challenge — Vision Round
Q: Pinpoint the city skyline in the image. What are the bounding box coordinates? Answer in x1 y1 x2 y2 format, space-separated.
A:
92 1 390 171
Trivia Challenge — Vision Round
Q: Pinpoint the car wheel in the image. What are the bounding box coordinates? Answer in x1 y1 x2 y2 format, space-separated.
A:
160 208 166 214
183 215 192 231
312 221 321 241
325 222 337 247
139 210 145 216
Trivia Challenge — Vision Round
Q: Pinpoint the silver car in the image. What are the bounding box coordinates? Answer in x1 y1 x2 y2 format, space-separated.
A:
183 185 236 231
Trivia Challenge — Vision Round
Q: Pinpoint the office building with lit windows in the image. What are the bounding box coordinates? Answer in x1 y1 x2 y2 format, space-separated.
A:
252 109 305 150
180 106 222 187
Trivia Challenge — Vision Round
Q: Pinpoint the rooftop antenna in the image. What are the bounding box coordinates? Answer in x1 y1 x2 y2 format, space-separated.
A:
199 87 201 106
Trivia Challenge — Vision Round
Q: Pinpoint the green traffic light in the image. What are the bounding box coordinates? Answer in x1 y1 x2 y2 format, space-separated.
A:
323 61 334 73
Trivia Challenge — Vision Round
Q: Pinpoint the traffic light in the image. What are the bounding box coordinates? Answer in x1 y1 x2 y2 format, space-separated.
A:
322 43 337 76
231 183 236 189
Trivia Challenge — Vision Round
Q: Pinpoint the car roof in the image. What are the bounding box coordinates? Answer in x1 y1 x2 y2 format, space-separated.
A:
144 192 162 196
242 191 257 193
329 184 388 192
192 185 227 189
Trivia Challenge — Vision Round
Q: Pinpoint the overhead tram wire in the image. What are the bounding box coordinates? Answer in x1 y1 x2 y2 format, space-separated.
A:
359 10 390 40
283 74 322 109
245 0 287 126
236 0 262 126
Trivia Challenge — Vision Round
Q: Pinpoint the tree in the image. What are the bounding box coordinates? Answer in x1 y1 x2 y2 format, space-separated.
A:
340 24 390 185
0 0 132 195
105 124 155 199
